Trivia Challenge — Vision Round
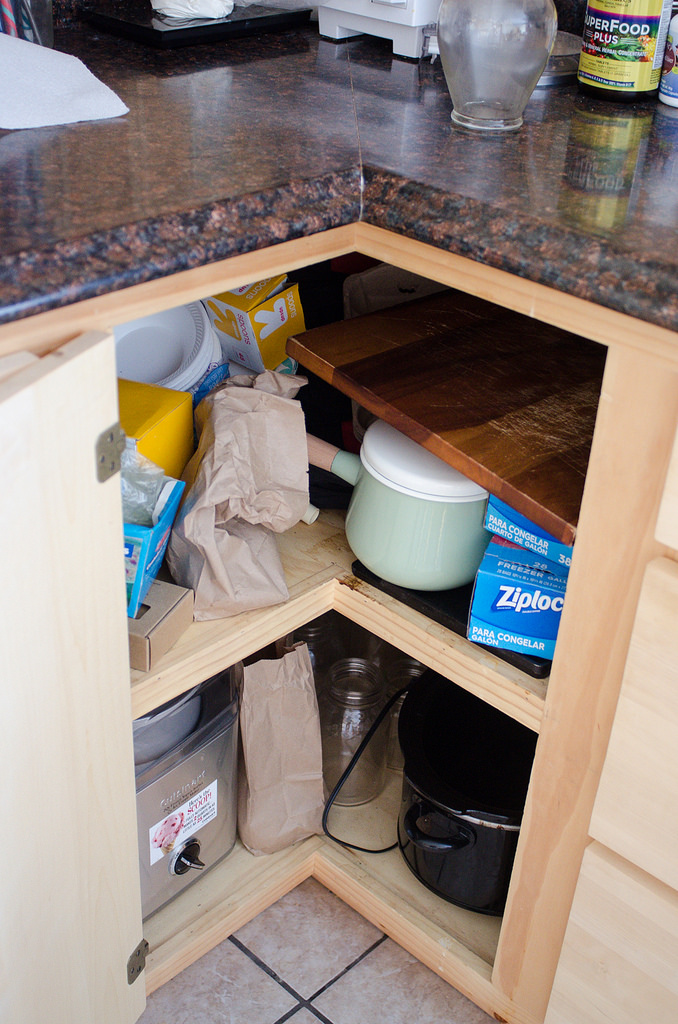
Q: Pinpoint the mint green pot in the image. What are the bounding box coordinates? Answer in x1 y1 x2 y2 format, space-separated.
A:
330 422 489 592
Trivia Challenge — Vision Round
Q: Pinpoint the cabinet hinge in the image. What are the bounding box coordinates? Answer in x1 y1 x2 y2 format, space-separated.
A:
127 938 149 985
96 423 125 482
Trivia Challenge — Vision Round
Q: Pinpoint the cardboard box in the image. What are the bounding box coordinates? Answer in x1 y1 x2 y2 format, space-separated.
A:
484 533 568 576
468 539 568 660
218 276 288 311
124 478 185 618
484 495 573 574
128 580 194 671
118 379 194 480
203 277 305 373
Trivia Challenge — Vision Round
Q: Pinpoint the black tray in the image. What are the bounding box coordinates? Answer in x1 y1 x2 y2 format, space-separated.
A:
82 0 312 47
351 560 551 680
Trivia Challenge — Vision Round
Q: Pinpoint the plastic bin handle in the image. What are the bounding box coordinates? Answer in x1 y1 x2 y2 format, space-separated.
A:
403 803 476 853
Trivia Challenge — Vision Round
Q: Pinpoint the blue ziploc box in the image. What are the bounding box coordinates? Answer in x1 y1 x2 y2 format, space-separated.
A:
468 540 568 659
124 478 185 619
484 495 573 574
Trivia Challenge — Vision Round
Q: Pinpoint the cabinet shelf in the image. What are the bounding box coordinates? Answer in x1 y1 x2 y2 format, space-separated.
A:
144 770 502 1007
135 507 543 1017
130 510 546 732
287 289 607 545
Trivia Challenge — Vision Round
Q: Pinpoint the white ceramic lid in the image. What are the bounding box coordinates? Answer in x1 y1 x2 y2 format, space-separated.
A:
360 420 488 502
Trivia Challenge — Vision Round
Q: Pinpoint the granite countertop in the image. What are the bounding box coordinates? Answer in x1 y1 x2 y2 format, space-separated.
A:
2 20 678 332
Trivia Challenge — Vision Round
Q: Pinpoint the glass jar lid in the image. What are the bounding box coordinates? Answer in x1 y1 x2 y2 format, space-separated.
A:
328 658 382 706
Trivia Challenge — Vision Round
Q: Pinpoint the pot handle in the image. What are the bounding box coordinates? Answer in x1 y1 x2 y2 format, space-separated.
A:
307 433 361 486
403 803 476 853
307 433 340 472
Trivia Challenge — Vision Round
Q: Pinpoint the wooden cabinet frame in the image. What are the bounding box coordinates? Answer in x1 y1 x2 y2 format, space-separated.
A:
3 224 677 1024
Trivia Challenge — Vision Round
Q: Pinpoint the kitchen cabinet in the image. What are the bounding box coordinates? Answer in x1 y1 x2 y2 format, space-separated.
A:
545 500 678 1021
3 221 677 1024
0 333 145 1024
544 843 678 1024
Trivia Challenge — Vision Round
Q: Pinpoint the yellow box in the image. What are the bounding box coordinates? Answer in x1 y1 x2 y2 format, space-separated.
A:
203 278 305 373
219 275 288 312
118 379 194 480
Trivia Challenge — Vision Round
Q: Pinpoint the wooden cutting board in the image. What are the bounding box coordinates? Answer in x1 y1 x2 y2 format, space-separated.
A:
287 289 607 544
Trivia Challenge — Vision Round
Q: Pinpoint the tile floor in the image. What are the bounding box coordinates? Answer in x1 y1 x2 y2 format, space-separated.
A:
139 878 494 1024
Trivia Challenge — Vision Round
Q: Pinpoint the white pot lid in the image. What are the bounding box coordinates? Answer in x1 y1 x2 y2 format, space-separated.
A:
360 420 488 502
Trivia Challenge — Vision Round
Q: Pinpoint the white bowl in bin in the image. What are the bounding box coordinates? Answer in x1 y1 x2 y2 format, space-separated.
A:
133 685 202 765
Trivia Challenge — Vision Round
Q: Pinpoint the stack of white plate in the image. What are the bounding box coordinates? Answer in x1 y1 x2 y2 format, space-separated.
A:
115 302 223 393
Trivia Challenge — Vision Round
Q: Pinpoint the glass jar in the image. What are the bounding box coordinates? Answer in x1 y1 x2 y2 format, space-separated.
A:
319 658 388 806
437 0 557 131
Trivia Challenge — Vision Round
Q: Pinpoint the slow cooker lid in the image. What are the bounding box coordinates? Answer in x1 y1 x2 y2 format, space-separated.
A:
398 670 537 822
360 420 488 502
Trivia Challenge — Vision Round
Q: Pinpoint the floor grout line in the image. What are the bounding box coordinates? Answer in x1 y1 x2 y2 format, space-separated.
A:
307 933 389 1002
228 934 301 998
273 1003 335 1024
229 930 390 1024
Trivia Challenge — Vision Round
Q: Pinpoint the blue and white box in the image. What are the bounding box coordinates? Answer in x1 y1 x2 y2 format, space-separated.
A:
468 539 568 660
124 478 185 619
484 495 573 574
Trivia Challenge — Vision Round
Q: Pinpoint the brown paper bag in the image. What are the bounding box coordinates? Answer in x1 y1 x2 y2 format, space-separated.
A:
238 645 325 856
166 372 309 619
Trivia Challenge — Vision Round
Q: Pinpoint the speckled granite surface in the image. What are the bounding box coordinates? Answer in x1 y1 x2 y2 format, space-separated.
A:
2 19 678 332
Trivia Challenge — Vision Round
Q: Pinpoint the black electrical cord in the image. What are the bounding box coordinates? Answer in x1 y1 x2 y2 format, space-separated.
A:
321 682 412 854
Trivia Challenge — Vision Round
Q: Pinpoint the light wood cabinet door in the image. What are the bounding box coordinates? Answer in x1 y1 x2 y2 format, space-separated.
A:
545 842 678 1024
656 422 678 549
0 333 145 1024
589 557 678 890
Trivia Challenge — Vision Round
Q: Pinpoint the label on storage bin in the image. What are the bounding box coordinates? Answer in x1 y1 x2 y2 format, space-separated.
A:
149 779 218 865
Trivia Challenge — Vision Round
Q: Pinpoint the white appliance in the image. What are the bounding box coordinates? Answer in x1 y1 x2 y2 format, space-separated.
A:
317 0 442 59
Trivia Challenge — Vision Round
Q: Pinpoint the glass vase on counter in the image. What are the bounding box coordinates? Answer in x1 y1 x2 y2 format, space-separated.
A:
437 0 557 131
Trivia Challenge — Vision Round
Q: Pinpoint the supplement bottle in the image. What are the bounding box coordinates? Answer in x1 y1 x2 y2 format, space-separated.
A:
659 8 678 104
578 0 674 101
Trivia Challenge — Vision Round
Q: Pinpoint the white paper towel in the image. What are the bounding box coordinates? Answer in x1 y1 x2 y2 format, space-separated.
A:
0 36 128 130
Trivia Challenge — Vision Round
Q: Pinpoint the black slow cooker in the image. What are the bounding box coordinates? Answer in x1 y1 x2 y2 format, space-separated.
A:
397 670 537 915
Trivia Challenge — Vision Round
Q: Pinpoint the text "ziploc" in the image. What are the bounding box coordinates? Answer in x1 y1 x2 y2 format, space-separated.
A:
492 586 564 614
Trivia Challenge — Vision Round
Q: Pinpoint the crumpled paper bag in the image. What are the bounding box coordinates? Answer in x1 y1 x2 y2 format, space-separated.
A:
238 646 325 855
151 0 234 19
166 371 309 620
